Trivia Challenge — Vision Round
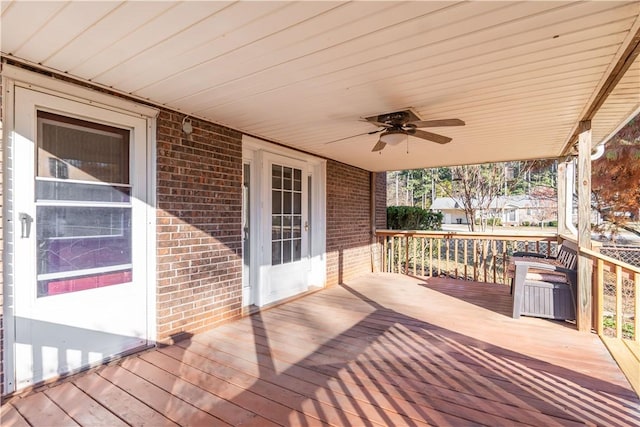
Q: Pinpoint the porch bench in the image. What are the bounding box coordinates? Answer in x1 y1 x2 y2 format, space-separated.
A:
508 242 577 320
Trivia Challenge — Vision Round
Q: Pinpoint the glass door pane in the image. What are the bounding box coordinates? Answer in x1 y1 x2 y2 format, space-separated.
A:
36 111 132 297
271 164 303 265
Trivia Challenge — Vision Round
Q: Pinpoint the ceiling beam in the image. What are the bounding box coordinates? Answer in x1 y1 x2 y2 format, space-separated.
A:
561 26 640 156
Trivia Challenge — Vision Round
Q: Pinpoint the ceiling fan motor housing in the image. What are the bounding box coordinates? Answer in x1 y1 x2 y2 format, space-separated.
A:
373 109 421 125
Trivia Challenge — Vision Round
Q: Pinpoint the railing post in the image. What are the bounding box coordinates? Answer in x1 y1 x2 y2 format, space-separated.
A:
577 120 593 332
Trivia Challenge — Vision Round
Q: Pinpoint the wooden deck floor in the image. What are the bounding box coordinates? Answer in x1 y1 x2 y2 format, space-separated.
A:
3 273 640 426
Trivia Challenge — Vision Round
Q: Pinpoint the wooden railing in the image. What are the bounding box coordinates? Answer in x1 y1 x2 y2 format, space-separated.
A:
577 245 640 395
376 230 558 285
375 229 639 394
578 246 639 342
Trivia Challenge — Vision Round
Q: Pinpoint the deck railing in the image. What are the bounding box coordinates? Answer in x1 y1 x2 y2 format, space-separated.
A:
375 229 639 394
375 230 637 342
580 246 639 342
376 230 558 285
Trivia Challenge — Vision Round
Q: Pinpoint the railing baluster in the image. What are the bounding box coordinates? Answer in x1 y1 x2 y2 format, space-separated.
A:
398 237 403 274
483 241 488 283
635 272 639 342
428 238 433 277
383 236 388 272
502 240 507 285
437 239 442 277
405 235 410 275
413 235 417 276
473 240 478 281
464 239 468 280
421 237 425 276
390 236 395 274
454 239 459 278
616 265 623 338
446 238 450 277
596 259 604 336
492 240 497 284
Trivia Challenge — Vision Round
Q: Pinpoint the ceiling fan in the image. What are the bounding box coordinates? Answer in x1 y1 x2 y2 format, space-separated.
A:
327 109 465 152
366 109 465 152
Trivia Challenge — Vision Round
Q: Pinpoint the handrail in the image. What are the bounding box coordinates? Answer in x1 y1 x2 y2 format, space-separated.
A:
580 246 640 275
375 229 558 284
376 229 557 240
575 245 638 342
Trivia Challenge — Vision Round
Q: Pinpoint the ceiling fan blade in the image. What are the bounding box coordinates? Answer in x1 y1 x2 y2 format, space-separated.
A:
410 119 465 128
412 129 452 144
325 128 383 145
371 140 387 152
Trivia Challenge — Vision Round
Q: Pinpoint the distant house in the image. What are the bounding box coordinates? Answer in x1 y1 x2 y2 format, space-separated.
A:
430 198 469 224
431 196 557 226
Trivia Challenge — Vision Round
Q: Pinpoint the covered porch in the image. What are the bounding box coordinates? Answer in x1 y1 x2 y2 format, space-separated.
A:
2 1 640 416
3 273 639 426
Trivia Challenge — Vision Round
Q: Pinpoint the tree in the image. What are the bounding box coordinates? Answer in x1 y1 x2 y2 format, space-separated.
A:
437 161 552 231
592 115 640 236
529 186 557 226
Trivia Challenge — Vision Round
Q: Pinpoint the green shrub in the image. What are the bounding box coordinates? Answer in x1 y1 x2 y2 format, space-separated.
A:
387 206 442 230
548 220 558 227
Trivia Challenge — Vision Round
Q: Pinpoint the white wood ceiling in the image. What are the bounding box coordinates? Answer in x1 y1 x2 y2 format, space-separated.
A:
2 1 639 171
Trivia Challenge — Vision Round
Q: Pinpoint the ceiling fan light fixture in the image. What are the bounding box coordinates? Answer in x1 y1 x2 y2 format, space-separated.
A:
379 131 406 145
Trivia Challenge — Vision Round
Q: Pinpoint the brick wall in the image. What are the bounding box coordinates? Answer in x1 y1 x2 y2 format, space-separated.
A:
0 63 383 393
375 172 387 229
326 161 376 286
156 112 243 343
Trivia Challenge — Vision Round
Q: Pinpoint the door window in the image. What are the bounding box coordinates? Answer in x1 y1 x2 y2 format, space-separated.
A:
271 164 302 265
36 111 132 297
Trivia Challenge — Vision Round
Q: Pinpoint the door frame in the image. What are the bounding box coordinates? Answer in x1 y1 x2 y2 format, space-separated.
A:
242 135 326 308
2 65 159 394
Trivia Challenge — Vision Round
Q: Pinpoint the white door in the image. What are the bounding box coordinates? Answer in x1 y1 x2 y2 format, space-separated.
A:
263 154 309 304
12 87 150 390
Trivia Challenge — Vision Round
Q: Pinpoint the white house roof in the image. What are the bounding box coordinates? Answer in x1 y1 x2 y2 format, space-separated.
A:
432 195 555 210
2 1 639 172
431 197 463 210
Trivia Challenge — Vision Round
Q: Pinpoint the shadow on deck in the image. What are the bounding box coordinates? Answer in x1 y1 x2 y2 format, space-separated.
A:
3 273 640 426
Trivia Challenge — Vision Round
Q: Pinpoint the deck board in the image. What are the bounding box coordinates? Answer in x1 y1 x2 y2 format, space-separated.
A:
2 273 639 426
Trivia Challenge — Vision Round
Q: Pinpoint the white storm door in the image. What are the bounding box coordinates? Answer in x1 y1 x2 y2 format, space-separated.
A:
264 154 309 304
12 87 150 390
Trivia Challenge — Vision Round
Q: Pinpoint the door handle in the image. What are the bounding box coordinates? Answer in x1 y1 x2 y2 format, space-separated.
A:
19 213 33 238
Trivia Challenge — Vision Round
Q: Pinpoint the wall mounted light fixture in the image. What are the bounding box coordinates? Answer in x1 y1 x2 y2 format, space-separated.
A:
182 116 193 135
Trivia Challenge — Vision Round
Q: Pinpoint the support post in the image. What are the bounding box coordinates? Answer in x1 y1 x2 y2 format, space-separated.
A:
370 172 378 272
557 162 567 236
577 121 593 332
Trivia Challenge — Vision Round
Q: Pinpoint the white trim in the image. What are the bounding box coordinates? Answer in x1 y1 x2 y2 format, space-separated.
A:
2 72 17 393
35 201 131 208
37 264 132 281
241 134 327 308
243 134 325 166
36 177 132 188
1 64 158 118
145 117 157 345
2 71 158 393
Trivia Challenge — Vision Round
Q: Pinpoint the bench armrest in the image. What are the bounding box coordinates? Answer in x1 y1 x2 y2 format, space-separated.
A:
512 252 550 259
